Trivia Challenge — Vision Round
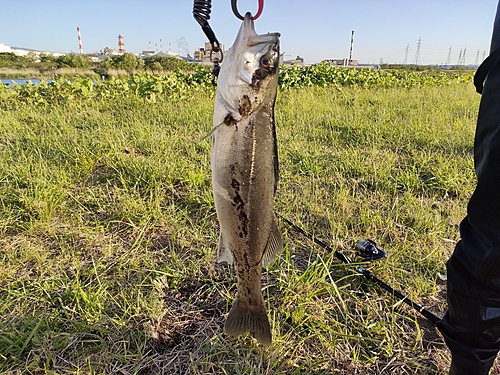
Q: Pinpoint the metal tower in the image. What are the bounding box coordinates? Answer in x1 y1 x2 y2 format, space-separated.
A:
403 44 410 65
413 38 421 65
445 46 452 66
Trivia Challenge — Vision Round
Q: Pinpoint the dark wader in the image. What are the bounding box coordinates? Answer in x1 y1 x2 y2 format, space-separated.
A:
437 2 500 373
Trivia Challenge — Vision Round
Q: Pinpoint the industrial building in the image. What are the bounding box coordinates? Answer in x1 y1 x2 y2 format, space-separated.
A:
0 43 64 59
281 55 305 66
323 58 359 66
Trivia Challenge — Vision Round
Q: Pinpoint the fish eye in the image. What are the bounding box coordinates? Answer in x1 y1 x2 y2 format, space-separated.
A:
261 58 272 68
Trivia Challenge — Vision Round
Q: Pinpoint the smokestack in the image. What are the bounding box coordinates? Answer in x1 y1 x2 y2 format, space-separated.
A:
77 27 83 54
348 30 354 64
118 35 125 54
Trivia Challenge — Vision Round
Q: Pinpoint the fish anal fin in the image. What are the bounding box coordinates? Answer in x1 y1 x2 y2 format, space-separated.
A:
217 232 233 264
262 216 283 268
224 298 272 346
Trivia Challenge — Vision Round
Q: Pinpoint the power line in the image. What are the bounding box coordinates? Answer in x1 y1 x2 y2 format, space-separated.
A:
358 39 487 65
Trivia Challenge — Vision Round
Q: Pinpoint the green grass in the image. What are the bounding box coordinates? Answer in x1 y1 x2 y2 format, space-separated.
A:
0 68 102 80
0 82 482 374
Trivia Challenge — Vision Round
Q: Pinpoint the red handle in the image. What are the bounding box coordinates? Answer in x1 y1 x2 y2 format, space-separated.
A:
252 0 264 20
232 0 264 20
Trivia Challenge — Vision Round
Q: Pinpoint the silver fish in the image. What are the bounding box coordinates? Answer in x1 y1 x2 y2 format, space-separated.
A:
211 13 282 346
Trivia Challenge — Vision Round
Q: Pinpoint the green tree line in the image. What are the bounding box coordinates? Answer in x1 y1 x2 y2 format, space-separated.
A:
0 52 204 74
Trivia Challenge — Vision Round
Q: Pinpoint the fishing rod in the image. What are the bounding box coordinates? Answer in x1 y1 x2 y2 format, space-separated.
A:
276 212 442 325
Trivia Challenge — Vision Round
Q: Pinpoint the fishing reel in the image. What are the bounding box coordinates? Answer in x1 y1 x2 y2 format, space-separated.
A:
355 239 386 261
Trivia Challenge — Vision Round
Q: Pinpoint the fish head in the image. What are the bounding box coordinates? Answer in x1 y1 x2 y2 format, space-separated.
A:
217 12 280 121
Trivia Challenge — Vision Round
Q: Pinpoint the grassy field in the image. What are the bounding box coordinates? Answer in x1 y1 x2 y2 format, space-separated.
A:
0 78 483 374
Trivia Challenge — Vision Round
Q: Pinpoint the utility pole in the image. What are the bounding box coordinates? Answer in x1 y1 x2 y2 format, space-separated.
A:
475 49 480 65
413 37 421 65
462 48 467 65
403 44 410 65
457 49 462 65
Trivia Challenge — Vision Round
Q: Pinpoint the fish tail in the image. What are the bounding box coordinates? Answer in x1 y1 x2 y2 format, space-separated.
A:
224 298 272 345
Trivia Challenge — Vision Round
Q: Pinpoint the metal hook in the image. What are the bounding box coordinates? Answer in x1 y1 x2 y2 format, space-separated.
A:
231 0 264 20
209 49 223 63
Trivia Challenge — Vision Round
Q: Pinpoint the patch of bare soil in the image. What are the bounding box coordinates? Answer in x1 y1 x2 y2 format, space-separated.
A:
142 264 230 374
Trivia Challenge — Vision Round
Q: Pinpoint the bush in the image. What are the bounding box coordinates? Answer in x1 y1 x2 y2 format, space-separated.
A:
56 53 91 69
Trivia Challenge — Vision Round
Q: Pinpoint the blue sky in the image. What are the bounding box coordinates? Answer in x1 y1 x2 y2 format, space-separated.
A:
0 0 498 65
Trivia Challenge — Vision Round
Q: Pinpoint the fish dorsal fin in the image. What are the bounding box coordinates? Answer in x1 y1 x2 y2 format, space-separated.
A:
262 216 283 268
217 232 234 264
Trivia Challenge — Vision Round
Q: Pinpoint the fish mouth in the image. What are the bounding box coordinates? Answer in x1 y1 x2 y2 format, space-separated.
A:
215 9 280 106
242 12 255 30
242 12 280 47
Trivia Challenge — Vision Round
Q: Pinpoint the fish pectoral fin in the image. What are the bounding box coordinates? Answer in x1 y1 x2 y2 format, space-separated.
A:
217 232 234 265
224 297 272 346
200 120 225 141
262 216 284 268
